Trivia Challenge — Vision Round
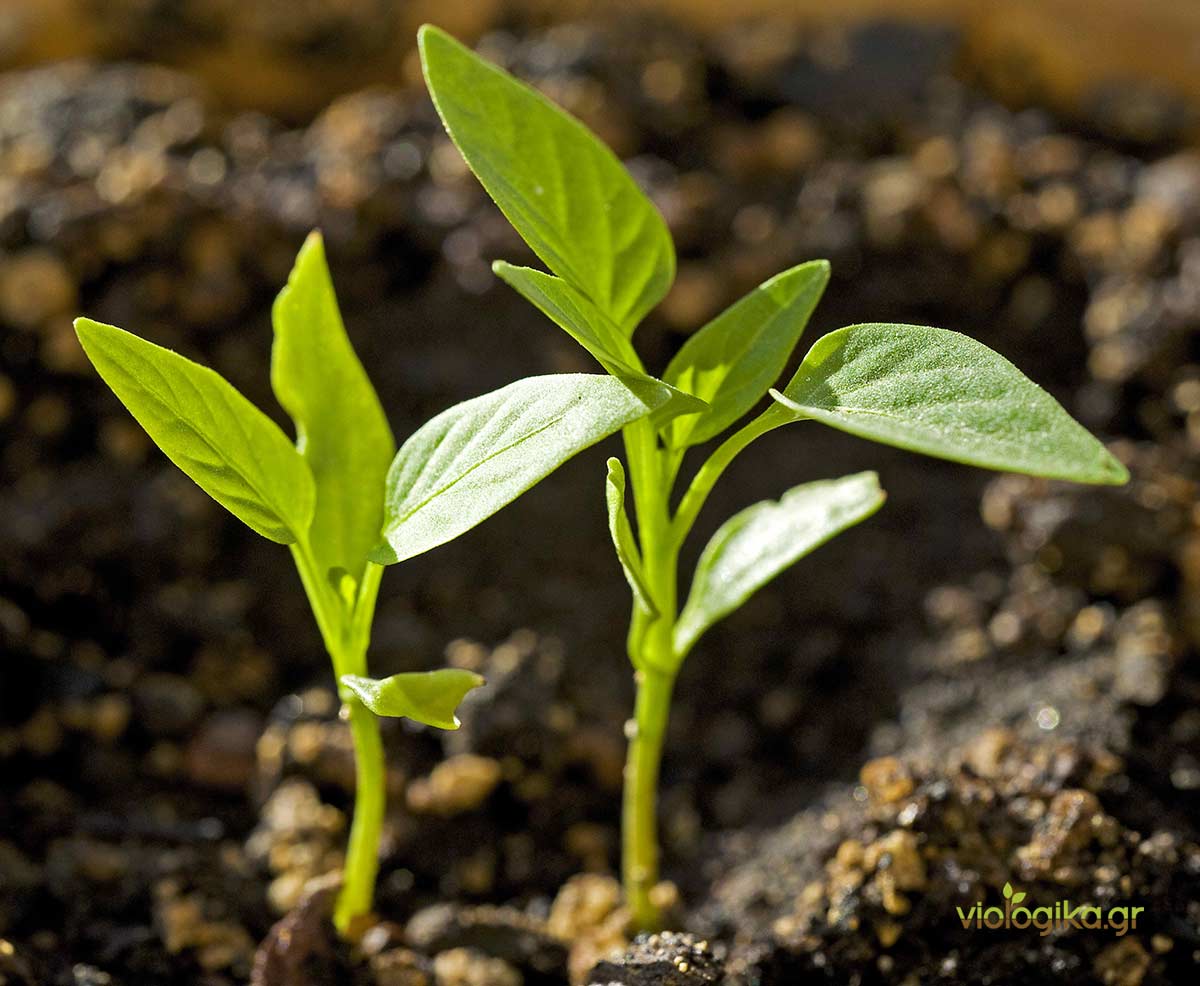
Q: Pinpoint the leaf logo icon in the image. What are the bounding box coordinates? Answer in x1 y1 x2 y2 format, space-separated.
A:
1003 882 1027 904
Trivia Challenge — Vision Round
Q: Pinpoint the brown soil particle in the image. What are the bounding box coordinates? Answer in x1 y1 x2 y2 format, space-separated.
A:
406 754 504 816
586 932 723 986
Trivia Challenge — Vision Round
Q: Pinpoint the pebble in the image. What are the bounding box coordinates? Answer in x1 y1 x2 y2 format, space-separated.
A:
433 948 522 986
586 932 722 986
407 754 503 816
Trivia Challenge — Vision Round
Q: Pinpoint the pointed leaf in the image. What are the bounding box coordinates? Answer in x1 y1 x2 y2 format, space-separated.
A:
772 324 1128 485
75 317 314 543
1003 882 1014 899
494 262 705 426
664 261 829 447
272 232 396 579
374 374 660 565
1012 892 1027 904
341 669 484 729
605 457 656 616
419 25 674 331
675 472 885 658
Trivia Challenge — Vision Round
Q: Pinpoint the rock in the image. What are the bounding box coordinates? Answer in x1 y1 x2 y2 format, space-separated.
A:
432 948 523 986
548 875 629 984
244 779 344 915
1015 789 1106 878
250 873 341 986
406 754 503 816
370 948 432 986
586 932 723 986
859 756 914 805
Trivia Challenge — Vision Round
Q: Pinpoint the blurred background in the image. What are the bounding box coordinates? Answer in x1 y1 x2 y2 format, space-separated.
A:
0 2 1197 984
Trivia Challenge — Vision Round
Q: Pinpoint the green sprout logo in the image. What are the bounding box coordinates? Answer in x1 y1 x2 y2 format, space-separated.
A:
958 882 1144 937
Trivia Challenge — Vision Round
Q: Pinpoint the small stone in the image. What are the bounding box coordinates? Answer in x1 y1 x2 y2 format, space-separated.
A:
586 932 721 985
371 948 430 986
407 754 503 815
859 757 914 804
432 948 521 986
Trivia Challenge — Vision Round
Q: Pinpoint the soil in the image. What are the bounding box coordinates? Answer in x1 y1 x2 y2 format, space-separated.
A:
1 10 1198 986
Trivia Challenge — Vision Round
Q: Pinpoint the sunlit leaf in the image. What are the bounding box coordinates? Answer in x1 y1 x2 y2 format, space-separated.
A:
771 324 1128 485
494 262 705 426
675 472 885 658
272 232 395 578
664 261 829 447
75 317 315 543
420 25 674 331
374 374 660 564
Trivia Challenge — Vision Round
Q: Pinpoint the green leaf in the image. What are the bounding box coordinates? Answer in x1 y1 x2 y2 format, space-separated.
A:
1012 892 1027 905
494 262 705 426
75 317 315 543
272 232 396 579
664 261 829 448
605 457 656 616
374 374 660 565
1003 882 1014 900
341 669 484 729
419 24 675 332
674 472 885 658
772 324 1128 485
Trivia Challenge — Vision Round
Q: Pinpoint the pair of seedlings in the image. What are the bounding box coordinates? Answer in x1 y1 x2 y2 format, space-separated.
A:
77 26 1127 936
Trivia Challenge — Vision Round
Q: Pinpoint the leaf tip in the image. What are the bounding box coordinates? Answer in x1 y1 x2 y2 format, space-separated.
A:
417 22 452 60
1100 451 1131 486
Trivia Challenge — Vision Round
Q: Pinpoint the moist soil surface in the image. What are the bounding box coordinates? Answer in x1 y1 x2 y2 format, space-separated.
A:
1 11 1198 986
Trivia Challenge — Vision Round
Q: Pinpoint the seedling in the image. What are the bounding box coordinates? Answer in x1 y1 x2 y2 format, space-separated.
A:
418 25 1130 930
74 234 672 933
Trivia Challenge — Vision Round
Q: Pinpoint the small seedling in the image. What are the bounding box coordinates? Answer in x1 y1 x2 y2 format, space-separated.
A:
418 25 1129 930
75 233 671 933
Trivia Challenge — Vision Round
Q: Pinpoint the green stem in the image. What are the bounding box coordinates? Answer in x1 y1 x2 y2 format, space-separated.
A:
671 408 787 545
622 665 675 931
290 543 387 935
334 696 386 933
620 418 681 929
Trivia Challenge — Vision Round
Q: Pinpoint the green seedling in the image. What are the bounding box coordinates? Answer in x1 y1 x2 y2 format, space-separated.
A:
75 233 673 933
418 24 1130 930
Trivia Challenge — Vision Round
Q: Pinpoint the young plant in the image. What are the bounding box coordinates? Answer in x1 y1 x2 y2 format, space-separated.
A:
74 232 673 933
417 25 1130 930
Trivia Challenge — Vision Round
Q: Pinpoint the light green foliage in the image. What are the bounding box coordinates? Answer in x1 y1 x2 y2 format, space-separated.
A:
664 261 829 448
341 669 485 729
419 25 675 332
375 374 661 565
605 457 656 616
74 317 315 544
76 228 666 935
772 324 1128 484
272 232 396 581
674 473 885 659
492 262 703 424
420 23 1130 931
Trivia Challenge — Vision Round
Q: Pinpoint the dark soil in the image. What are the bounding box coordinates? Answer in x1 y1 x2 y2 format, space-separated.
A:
1 10 1198 986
